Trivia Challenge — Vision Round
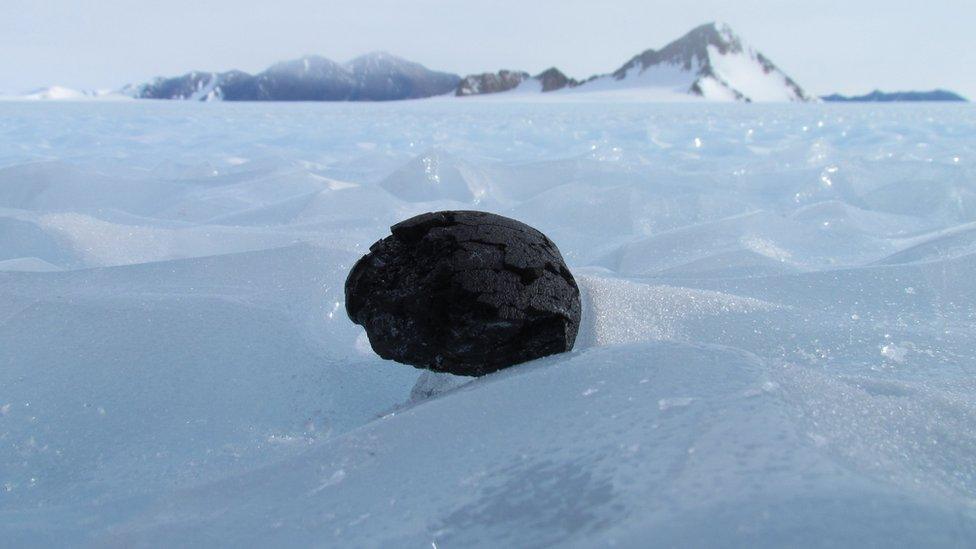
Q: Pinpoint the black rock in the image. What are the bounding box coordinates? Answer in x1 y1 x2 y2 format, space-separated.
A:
345 211 581 376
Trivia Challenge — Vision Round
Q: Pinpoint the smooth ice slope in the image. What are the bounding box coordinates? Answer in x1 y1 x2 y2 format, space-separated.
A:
1 100 975 546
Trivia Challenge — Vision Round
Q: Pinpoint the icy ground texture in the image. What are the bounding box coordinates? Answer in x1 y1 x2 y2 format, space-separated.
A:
1 101 975 546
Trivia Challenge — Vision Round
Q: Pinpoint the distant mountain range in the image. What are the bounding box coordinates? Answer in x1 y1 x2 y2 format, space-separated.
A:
129 52 461 101
125 23 814 103
11 23 969 104
821 89 968 102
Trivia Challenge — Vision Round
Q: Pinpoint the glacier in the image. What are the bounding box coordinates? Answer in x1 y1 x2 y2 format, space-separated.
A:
1 100 975 547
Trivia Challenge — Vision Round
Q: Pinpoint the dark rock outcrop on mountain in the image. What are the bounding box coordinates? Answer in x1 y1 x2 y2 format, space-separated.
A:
456 68 579 96
133 52 460 101
135 71 224 101
456 70 530 96
210 70 261 100
535 68 579 92
822 89 968 102
345 211 581 377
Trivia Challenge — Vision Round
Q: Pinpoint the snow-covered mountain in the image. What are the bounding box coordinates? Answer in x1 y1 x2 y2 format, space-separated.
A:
573 22 815 102
454 23 814 102
132 52 460 101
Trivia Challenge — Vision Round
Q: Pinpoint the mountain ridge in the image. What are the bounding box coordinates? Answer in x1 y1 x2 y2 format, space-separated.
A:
13 23 965 103
822 89 968 102
125 23 817 103
130 51 461 102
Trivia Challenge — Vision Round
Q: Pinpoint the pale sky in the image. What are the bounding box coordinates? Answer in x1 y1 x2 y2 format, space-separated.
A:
1 0 974 98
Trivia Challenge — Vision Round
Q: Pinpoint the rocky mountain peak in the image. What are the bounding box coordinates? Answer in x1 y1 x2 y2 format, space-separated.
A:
613 22 742 80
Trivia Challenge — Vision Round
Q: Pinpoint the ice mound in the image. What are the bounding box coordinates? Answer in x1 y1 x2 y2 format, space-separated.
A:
0 256 62 272
0 245 420 515
0 161 188 216
379 149 497 204
877 222 976 264
95 342 973 547
0 213 83 269
1 100 975 545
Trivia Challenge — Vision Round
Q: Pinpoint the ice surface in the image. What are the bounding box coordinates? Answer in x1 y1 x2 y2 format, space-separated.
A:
1 100 975 546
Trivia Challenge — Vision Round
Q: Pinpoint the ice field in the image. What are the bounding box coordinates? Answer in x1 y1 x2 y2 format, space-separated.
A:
1 100 975 546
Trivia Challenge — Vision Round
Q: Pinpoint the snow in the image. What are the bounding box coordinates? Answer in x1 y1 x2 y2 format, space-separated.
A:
448 86 704 103
568 62 705 103
511 77 544 94
20 86 87 100
586 60 699 93
1 100 976 546
707 46 800 102
3 86 131 101
188 73 220 102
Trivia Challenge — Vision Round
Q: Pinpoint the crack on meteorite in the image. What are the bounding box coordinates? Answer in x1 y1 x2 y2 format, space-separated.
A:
440 232 553 287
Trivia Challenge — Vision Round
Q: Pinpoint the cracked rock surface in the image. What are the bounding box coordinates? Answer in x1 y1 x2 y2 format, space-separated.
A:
345 210 581 376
